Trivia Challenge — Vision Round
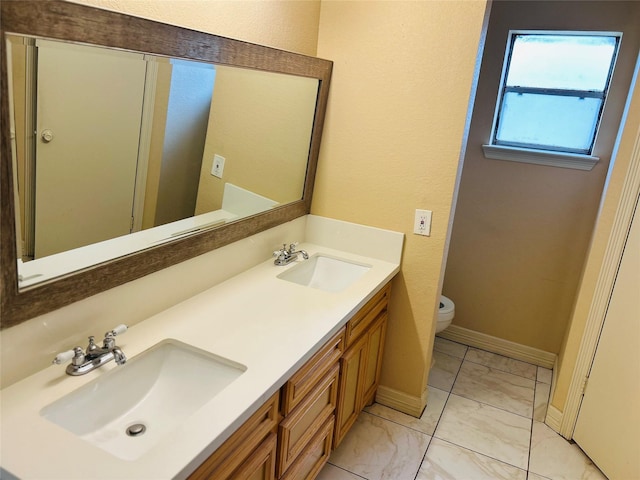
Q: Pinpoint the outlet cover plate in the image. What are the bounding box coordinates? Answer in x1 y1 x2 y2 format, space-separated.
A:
212 154 225 178
414 209 432 236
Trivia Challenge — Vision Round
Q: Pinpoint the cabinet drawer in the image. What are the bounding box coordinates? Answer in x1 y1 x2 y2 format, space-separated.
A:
345 284 390 348
189 392 279 480
278 364 339 476
229 433 277 480
280 416 334 480
281 328 344 415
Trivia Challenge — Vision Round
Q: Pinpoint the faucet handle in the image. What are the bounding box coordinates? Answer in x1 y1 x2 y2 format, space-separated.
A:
109 324 128 336
52 349 75 365
52 347 85 366
273 244 288 257
103 324 127 349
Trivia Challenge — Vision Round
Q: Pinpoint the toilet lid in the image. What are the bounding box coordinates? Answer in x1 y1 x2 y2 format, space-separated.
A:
439 295 454 314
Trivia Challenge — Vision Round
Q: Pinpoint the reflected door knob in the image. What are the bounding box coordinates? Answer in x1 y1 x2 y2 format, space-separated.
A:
41 129 54 143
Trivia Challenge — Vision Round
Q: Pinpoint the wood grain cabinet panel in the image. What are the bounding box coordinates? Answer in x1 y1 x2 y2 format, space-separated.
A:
334 283 391 448
281 329 344 416
280 416 334 480
344 284 390 348
277 365 339 476
361 313 388 407
188 392 279 480
334 333 367 447
229 433 277 480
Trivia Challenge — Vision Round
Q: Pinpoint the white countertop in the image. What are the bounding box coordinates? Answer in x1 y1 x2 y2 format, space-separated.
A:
1 241 400 479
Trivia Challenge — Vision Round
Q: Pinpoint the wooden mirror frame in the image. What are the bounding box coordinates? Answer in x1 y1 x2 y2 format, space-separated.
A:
0 0 332 328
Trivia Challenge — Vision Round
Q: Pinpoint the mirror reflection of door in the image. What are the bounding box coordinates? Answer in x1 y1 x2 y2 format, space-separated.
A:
33 40 146 258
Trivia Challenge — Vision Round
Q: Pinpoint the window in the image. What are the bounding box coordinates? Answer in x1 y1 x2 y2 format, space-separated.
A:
483 32 621 170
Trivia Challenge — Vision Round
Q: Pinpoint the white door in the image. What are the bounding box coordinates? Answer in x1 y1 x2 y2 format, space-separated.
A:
573 196 640 479
34 40 146 258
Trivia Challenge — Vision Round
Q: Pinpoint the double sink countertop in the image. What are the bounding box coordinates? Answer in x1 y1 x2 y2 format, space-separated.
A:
1 216 403 479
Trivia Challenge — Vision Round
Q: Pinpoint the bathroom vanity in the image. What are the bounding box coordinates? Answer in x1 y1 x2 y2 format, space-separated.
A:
0 216 404 479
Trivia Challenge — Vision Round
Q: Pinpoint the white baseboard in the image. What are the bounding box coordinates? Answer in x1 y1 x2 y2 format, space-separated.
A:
375 384 428 418
437 325 556 369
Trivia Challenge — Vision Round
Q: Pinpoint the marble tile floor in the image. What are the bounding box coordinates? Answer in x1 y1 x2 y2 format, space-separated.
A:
317 337 607 480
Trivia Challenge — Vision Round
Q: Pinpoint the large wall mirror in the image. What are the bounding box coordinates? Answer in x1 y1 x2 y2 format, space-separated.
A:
1 0 332 327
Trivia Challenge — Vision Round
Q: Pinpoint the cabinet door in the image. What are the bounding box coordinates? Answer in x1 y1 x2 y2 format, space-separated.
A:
361 313 387 407
334 334 367 447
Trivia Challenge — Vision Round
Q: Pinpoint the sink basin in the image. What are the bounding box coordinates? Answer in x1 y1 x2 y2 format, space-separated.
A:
277 254 371 292
40 339 246 461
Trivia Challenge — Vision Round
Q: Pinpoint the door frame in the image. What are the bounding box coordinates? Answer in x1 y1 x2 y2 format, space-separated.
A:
558 75 640 439
131 58 158 233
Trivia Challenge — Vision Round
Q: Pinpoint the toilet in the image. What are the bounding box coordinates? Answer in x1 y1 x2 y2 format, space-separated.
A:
436 295 455 333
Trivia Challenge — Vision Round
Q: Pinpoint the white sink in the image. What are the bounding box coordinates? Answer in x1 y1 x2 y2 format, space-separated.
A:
277 254 371 292
40 339 246 461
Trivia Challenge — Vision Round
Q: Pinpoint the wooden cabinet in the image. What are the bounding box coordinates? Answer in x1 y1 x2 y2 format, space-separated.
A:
361 313 387 407
334 333 367 445
281 329 344 415
334 284 390 447
277 329 344 478
344 284 390 348
278 366 338 477
229 433 278 480
189 281 391 480
188 392 280 480
280 416 334 480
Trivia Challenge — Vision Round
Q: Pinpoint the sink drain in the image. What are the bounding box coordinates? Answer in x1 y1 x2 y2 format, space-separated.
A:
126 423 147 437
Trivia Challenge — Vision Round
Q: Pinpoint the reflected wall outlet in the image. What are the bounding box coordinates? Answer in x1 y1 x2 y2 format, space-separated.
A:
211 154 225 178
414 209 432 236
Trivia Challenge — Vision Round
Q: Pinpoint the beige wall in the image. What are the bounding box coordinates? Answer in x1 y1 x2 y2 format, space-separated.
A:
443 1 640 354
72 0 320 56
195 66 317 214
313 1 488 402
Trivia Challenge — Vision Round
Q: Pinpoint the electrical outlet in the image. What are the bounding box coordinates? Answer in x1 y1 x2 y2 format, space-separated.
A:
211 154 225 178
414 209 432 236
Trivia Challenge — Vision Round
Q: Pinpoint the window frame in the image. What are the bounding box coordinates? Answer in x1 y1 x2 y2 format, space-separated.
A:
483 30 622 170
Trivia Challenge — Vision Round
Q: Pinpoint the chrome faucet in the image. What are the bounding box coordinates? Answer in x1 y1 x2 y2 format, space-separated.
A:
273 243 309 266
53 324 128 376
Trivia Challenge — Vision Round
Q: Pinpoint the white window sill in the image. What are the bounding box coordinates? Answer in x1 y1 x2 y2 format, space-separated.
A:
482 144 599 171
